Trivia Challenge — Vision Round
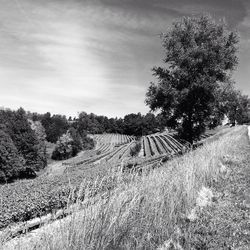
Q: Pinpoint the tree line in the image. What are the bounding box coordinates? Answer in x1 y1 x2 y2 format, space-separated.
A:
29 111 167 143
0 107 168 182
29 111 167 160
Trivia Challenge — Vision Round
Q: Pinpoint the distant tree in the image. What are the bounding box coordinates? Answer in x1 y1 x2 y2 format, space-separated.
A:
103 117 112 133
143 113 159 134
52 132 74 160
77 112 92 134
0 127 26 183
52 128 94 161
80 131 95 150
74 111 164 137
115 118 125 134
146 15 239 143
209 81 249 126
227 90 249 125
41 113 69 143
0 108 46 171
68 127 83 156
123 113 144 136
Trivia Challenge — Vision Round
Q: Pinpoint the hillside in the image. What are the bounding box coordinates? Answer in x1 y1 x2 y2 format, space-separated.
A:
0 132 186 231
1 4 250 250
1 126 249 249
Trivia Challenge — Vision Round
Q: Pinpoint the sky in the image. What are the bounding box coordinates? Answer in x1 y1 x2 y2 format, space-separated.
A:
0 0 249 118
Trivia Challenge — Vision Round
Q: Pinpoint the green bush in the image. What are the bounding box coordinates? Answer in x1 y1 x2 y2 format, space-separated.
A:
52 132 74 160
130 141 142 157
52 129 95 160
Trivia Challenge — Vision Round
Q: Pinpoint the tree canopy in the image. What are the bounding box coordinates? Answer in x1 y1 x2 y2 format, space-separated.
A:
146 15 240 143
0 108 47 182
0 127 26 183
40 113 69 143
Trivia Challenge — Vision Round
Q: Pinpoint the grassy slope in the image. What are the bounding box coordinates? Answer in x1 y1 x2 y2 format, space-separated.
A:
2 126 249 249
184 128 250 249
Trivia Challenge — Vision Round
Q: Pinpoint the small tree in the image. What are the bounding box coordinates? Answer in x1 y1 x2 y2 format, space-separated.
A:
228 91 249 125
68 127 83 156
41 113 69 143
52 132 74 160
52 129 94 160
146 15 239 143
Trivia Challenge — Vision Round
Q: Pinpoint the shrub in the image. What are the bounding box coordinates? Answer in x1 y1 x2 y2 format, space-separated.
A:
130 141 142 157
52 132 74 160
41 113 69 143
81 134 95 150
52 128 95 161
68 127 83 156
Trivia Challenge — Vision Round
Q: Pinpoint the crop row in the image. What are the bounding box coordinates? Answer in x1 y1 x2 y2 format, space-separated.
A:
141 133 185 157
93 133 135 145
105 141 135 163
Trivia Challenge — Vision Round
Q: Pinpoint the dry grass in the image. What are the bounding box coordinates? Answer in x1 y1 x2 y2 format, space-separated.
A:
1 126 246 250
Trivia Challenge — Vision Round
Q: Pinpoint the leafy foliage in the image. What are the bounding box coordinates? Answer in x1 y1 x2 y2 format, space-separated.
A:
146 15 239 143
30 111 165 140
52 129 94 160
0 127 26 183
0 108 46 172
74 111 164 136
209 81 250 127
40 112 69 143
130 141 142 157
52 132 75 160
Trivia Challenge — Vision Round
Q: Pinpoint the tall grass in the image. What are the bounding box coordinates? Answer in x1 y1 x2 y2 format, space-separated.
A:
2 126 246 250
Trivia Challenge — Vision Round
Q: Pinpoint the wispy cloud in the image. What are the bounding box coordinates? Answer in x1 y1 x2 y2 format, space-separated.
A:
0 0 249 117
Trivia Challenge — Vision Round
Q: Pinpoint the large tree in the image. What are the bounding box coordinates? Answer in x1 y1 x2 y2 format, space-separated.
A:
146 15 239 143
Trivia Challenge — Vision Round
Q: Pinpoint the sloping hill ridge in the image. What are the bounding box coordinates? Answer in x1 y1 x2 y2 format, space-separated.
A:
1 126 248 249
0 132 186 234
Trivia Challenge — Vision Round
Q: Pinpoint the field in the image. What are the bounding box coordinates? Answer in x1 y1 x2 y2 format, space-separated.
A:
91 133 135 146
0 132 184 231
140 133 186 157
0 128 236 244
1 126 249 249
0 133 136 230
